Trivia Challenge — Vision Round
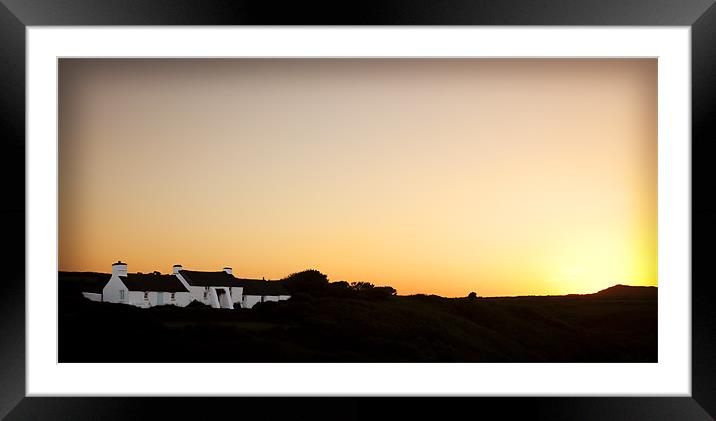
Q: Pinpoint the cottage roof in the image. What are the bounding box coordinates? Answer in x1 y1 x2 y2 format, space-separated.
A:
237 279 290 296
83 282 107 294
119 273 189 292
179 270 241 287
71 272 110 293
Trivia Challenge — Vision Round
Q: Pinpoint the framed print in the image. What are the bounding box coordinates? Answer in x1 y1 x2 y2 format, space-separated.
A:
2 0 715 419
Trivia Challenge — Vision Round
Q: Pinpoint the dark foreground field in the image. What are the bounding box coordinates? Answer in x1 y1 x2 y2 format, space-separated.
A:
59 272 657 362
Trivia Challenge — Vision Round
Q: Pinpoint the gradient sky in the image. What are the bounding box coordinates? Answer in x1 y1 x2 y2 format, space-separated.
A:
58 59 657 297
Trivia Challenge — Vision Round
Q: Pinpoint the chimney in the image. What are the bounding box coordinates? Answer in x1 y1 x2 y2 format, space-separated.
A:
112 261 128 277
173 264 183 275
223 267 233 275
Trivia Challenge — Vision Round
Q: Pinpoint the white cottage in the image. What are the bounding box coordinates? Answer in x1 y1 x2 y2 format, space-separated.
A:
83 261 292 309
173 265 244 309
102 261 192 308
236 278 291 308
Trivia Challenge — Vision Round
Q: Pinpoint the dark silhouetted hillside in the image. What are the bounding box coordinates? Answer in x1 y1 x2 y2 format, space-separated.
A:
58 272 657 363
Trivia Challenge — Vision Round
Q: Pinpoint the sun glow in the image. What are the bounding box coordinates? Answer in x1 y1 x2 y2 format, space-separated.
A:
58 58 657 297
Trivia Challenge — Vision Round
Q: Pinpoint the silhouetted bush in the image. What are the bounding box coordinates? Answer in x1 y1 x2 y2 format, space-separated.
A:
252 300 280 314
290 292 315 302
364 286 397 300
468 292 478 300
186 300 212 309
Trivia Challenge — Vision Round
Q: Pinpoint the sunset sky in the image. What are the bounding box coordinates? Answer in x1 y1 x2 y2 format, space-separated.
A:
58 59 657 297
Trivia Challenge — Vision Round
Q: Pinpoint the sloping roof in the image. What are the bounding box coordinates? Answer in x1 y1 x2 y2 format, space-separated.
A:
179 270 241 287
119 273 189 292
237 279 290 296
62 272 110 293
83 282 107 294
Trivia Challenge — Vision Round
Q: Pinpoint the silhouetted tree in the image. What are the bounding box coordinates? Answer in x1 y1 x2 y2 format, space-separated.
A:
282 269 330 295
331 281 350 289
347 282 397 300
370 286 397 299
350 281 375 291
467 292 478 300
324 281 352 298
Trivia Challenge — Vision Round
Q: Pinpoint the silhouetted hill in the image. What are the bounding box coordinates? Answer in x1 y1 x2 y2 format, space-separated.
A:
58 273 657 363
591 284 657 299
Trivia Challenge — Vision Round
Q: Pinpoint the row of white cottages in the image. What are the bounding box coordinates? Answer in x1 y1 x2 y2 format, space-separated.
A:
82 261 291 309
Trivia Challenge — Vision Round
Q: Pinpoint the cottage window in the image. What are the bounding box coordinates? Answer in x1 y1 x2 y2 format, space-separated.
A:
119 290 125 300
171 292 176 301
144 292 149 300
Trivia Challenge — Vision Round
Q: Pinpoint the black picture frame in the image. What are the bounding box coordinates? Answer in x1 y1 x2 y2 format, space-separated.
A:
1 1 714 419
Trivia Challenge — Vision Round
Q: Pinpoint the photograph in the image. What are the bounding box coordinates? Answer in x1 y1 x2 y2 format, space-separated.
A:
2 0 712 416
57 58 658 363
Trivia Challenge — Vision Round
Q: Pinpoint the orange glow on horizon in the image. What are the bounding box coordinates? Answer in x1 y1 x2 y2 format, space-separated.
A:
58 59 657 297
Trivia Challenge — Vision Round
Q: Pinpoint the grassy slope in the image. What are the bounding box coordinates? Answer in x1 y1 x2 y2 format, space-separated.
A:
58 273 657 362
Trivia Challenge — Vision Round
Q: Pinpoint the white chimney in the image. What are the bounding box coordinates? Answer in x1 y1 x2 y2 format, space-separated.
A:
223 267 233 275
173 264 183 274
112 261 128 277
